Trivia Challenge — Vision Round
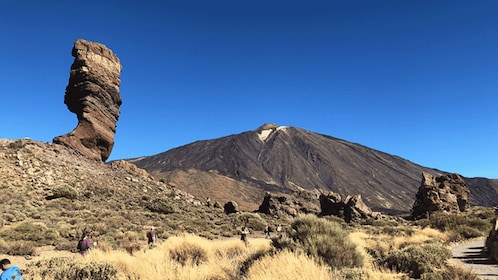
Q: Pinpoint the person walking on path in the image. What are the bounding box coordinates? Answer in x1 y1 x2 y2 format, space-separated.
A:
77 232 92 256
147 226 156 248
264 225 271 239
0 258 23 280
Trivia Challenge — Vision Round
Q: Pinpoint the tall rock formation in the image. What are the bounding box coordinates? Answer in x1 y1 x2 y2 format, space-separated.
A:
53 39 122 161
411 172 470 219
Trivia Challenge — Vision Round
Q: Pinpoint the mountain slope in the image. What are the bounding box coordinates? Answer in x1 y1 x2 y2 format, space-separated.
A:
129 123 498 214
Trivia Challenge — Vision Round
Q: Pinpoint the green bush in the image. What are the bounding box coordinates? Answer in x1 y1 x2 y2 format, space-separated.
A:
379 243 452 278
272 214 363 269
415 211 490 241
144 198 176 214
49 185 78 200
0 222 58 245
234 212 267 231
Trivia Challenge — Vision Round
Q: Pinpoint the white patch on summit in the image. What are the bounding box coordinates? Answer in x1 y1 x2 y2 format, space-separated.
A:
258 129 272 141
258 126 288 142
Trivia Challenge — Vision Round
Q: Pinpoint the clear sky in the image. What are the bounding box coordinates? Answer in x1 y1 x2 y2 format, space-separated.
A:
1 1 497 178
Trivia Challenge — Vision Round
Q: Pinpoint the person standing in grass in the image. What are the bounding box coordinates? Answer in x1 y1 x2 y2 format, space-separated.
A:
0 259 23 280
77 232 92 256
147 226 156 248
240 226 250 246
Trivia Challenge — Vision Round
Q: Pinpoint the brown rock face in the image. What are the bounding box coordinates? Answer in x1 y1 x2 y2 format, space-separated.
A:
53 39 122 161
257 191 320 219
411 172 470 219
319 191 378 222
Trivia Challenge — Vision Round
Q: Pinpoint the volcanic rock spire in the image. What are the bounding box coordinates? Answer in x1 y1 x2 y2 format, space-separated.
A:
53 39 122 161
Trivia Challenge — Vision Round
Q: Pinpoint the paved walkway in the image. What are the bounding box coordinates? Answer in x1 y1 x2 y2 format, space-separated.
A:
451 238 498 280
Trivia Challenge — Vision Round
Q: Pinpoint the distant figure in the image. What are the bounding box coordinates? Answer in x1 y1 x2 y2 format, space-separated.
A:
147 226 156 248
0 258 23 280
77 232 92 256
240 226 250 246
264 225 271 239
276 224 283 238
492 207 498 235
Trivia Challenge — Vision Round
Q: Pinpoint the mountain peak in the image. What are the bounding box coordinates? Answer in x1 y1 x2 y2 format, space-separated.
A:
255 123 288 142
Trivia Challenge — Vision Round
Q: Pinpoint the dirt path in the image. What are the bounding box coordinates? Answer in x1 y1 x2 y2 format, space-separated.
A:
451 238 498 279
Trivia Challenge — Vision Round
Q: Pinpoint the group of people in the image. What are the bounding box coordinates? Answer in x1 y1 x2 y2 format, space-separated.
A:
240 223 284 245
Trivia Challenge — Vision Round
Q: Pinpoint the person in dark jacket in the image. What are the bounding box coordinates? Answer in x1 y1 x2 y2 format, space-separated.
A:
147 226 156 248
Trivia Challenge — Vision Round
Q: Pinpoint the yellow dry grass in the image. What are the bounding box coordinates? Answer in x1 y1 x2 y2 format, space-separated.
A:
21 229 443 279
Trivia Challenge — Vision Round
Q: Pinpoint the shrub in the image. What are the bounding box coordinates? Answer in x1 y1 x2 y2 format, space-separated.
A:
379 243 452 278
272 214 363 269
6 241 37 256
48 185 78 200
440 264 480 280
415 211 490 241
144 198 176 214
169 241 209 266
24 257 118 280
0 222 58 245
234 212 267 230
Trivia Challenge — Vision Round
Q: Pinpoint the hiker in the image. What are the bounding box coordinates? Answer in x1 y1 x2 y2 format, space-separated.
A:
240 226 250 246
264 225 271 239
147 226 156 248
0 258 23 280
276 224 283 238
77 232 92 256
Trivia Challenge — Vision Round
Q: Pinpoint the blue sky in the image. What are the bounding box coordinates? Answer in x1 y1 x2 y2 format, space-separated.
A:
1 1 497 178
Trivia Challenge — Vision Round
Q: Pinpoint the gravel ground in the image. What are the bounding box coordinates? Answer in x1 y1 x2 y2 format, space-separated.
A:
451 238 498 280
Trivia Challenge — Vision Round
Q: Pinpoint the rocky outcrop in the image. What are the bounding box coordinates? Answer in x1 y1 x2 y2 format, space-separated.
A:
256 191 320 219
224 201 240 214
53 39 122 162
411 172 470 219
319 191 379 222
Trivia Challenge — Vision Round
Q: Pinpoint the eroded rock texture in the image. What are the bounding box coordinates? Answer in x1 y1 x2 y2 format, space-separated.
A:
53 39 122 161
256 191 320 219
319 191 379 223
411 172 470 219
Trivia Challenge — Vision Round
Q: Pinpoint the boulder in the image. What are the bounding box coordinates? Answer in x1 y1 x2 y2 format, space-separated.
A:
411 172 470 219
256 191 320 219
319 191 378 222
224 201 240 214
53 39 122 162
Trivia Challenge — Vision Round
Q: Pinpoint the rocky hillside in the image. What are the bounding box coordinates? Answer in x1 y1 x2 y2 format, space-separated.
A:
129 123 498 214
0 138 247 251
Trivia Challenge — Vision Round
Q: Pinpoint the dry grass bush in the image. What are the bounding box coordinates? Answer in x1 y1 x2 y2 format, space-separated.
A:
25 257 118 280
234 212 267 231
414 209 493 242
0 222 58 246
439 263 480 280
272 214 364 269
378 243 452 279
48 184 78 200
169 240 209 266
245 249 334 280
6 240 37 256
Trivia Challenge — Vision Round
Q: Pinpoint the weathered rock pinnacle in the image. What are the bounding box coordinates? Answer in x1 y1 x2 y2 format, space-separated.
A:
53 39 122 162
